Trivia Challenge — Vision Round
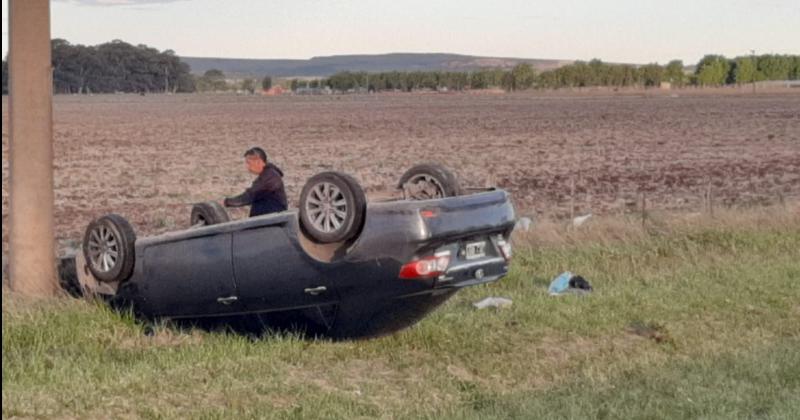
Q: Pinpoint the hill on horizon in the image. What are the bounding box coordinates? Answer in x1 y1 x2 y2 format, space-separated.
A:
180 53 574 78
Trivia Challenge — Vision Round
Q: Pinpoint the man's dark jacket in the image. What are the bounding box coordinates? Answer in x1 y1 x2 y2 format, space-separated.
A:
224 164 288 216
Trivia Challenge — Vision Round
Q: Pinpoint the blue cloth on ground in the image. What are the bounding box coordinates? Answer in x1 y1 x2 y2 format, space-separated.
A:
548 271 573 295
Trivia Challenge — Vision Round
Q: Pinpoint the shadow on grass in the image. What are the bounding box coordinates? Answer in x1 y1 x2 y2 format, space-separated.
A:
157 306 340 342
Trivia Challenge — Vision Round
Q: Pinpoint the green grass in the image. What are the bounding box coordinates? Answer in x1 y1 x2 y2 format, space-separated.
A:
3 217 800 419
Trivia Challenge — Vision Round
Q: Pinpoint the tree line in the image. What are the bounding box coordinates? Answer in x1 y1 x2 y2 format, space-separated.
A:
310 54 799 92
1 39 195 95
291 67 534 93
2 48 798 95
191 69 270 93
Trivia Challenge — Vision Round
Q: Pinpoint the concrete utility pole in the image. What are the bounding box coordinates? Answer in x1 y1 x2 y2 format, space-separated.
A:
8 0 59 296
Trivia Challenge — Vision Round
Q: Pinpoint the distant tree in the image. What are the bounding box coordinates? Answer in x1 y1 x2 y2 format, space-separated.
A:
52 39 104 93
487 69 506 87
695 55 731 86
573 62 596 87
417 71 438 90
535 70 559 89
469 71 488 89
664 60 685 87
241 78 256 94
290 79 299 91
309 79 320 88
732 57 757 85
622 65 639 87
639 63 664 87
438 71 467 91
588 59 610 86
327 72 362 91
508 63 535 91
756 54 792 81
606 64 637 87
203 69 224 79
261 75 272 90
500 71 514 91
174 63 196 93
197 69 228 92
792 56 800 80
47 38 195 94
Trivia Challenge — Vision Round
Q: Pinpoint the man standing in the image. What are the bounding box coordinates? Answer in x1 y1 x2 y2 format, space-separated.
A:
224 147 288 217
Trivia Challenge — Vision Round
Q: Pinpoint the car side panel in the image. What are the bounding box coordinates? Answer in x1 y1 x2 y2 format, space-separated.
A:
139 233 238 317
232 224 339 312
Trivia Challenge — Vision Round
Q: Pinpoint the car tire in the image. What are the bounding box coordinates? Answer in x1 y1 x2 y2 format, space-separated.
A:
337 172 368 234
191 201 230 227
82 214 137 283
397 163 461 200
300 171 366 243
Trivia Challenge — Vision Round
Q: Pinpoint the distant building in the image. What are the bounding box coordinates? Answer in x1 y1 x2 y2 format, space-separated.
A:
295 86 332 95
754 80 800 88
261 86 285 96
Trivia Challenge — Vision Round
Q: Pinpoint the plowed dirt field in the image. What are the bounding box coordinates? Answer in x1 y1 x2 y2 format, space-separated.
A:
3 91 799 249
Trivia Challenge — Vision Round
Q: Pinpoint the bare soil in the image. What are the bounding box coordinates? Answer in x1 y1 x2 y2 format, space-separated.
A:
2 90 799 250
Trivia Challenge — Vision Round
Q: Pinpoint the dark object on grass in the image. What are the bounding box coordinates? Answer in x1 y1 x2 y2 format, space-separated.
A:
568 275 593 291
549 271 593 295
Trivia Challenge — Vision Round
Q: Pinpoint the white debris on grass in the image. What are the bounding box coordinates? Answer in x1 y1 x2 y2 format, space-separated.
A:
515 217 533 232
473 297 513 309
572 213 593 227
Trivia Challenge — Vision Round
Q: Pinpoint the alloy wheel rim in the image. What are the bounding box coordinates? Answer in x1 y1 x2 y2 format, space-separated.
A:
306 182 348 233
87 225 120 273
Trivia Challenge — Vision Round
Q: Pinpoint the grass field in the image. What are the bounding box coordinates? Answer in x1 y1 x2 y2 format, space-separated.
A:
3 208 799 419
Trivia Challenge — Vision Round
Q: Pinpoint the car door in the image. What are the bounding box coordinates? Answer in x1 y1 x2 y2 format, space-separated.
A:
232 223 338 312
141 232 239 317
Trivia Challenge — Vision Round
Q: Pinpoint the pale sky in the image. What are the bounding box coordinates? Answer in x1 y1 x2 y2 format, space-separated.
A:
2 0 799 64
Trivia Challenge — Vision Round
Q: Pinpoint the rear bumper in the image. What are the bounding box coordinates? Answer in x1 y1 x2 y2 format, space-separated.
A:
435 256 509 289
346 189 516 263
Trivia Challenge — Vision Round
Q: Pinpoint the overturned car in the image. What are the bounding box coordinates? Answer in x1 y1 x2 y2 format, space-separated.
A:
68 164 515 339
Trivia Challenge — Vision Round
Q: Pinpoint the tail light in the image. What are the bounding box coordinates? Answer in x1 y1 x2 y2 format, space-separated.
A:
420 209 438 218
497 237 512 261
399 251 451 279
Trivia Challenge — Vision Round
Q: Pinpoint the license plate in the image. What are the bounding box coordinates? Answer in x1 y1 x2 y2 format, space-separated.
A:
465 241 486 260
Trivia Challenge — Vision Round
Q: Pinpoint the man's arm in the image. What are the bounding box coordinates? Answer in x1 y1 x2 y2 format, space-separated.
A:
224 168 282 207
223 190 253 207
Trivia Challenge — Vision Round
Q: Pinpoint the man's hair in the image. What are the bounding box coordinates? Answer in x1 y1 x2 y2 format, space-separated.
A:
244 147 267 163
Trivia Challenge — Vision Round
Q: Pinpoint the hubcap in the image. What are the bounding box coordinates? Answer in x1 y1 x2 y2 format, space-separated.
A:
87 225 119 273
306 181 348 233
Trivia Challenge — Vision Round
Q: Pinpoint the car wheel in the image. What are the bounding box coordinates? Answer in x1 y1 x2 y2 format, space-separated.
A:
398 163 460 200
82 214 136 283
300 171 366 243
191 201 230 227
337 172 368 233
